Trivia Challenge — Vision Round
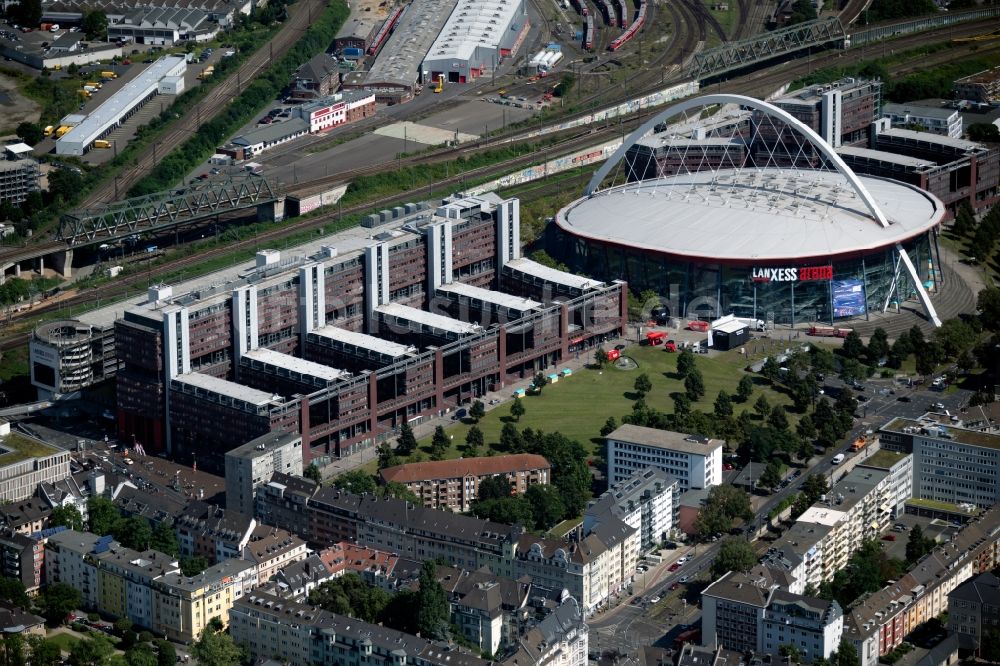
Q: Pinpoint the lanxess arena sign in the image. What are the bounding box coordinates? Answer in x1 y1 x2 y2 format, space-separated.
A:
751 266 833 283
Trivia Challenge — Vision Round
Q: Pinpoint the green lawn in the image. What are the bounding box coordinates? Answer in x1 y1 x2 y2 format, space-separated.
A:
0 432 60 466
375 345 797 472
46 633 79 654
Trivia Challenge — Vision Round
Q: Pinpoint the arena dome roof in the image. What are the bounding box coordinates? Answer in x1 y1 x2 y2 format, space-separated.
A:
556 168 945 263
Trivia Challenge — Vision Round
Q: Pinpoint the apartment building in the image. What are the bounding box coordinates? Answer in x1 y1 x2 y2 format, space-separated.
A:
605 424 722 490
583 467 678 552
45 529 257 643
882 103 962 139
879 416 1000 509
321 541 402 588
37 193 624 471
254 472 318 536
948 572 1000 655
842 505 1000 666
0 530 44 593
702 570 843 660
378 453 551 512
230 585 490 666
241 524 308 584
224 431 304 516
504 597 588 666
0 498 52 536
0 430 72 503
760 521 835 594
174 502 256 563
858 449 913 518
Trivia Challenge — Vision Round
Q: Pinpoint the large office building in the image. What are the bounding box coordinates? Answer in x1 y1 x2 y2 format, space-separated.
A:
225 431 304 516
0 430 72 504
881 103 962 139
879 415 1000 509
550 93 947 327
605 424 722 490
34 192 625 473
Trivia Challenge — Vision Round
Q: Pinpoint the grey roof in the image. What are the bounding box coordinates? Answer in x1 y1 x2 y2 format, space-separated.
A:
0 601 45 633
431 565 532 615
702 570 776 607
264 471 319 498
0 499 51 529
503 597 585 665
158 557 255 591
243 347 348 382
608 424 723 455
878 127 983 152
769 589 840 617
310 325 415 357
948 571 1000 606
363 0 459 88
232 118 308 146
243 524 305 565
882 102 958 122
227 430 302 461
45 528 107 554
274 553 331 595
176 501 254 542
587 467 677 523
334 15 378 40
112 483 188 524
295 53 338 85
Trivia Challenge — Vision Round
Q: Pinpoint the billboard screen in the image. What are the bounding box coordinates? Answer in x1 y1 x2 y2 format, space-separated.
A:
832 279 866 318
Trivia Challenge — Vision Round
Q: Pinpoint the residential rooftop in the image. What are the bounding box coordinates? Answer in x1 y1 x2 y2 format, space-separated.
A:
860 449 909 469
379 453 550 484
606 424 723 455
0 433 62 467
882 416 1000 450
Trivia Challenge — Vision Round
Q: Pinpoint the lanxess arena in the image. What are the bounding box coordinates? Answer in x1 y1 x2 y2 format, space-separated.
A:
548 94 946 327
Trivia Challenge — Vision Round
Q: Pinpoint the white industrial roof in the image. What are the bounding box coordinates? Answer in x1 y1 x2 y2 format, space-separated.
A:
58 56 186 152
437 281 541 311
879 127 981 152
424 0 522 63
712 317 747 334
365 0 458 87
377 302 482 334
4 143 32 155
243 348 347 382
172 372 277 406
310 325 415 357
837 146 937 169
556 169 945 262
504 258 604 291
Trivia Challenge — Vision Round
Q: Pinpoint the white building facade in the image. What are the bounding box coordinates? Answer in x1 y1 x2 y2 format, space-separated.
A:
605 424 722 490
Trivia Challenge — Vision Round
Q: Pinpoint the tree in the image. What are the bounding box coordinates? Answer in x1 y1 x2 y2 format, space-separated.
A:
594 347 609 368
767 405 789 431
376 442 399 470
124 644 157 666
416 560 450 640
14 122 42 145
736 375 754 403
38 582 80 625
114 517 152 551
761 357 782 383
714 390 733 418
0 634 25 666
712 538 757 577
87 496 120 535
759 460 783 491
477 475 512 501
9 0 41 28
471 496 534 525
684 367 705 401
834 639 859 666
509 397 525 422
114 618 133 636
753 394 771 419
469 400 485 423
464 425 484 454
191 627 243 666
396 422 418 457
47 167 84 204
68 635 114 666
866 328 890 365
981 628 1000 663
801 474 830 504
780 644 803 663
28 637 62 666
333 470 377 495
430 425 450 460
303 463 322 483
147 521 178 557
82 10 107 40
676 348 695 377
532 372 549 395
969 122 1000 143
0 578 29 609
153 640 175 666
600 416 618 437
308 573 391 622
180 556 208 577
841 330 865 359
695 505 732 537
633 373 652 399
525 484 566 530
905 524 935 563
500 422 524 452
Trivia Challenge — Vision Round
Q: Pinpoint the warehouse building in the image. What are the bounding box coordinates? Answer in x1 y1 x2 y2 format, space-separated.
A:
421 0 529 84
56 56 187 156
332 14 379 52
107 8 217 45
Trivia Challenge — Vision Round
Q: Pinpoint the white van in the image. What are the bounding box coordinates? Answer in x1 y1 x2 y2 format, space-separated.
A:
832 453 845 465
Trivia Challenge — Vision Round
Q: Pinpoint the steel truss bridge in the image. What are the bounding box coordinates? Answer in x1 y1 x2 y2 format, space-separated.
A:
684 6 1000 82
58 174 280 246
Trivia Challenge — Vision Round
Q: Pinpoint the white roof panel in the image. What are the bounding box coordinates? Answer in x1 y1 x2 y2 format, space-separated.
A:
504 258 604 291
243 348 347 382
172 372 276 406
310 326 415 357
437 282 541 311
424 0 522 63
377 302 481 334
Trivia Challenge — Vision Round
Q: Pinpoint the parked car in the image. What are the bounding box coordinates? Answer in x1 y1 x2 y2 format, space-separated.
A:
649 596 661 604
668 563 681 572
882 534 896 541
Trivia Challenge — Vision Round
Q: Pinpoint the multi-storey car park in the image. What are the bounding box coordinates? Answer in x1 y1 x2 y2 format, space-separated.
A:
31 192 626 472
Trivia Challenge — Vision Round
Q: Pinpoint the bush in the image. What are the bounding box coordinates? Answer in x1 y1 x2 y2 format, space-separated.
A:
87 613 99 622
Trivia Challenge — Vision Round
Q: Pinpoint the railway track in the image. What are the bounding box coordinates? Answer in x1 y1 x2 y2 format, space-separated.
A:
78 0 328 208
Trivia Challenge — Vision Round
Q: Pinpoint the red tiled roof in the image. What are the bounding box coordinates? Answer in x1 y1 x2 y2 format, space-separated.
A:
379 454 550 484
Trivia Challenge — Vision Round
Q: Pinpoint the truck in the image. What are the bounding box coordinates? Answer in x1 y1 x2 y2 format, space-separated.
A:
687 320 709 332
43 125 54 137
83 85 98 93
77 89 90 98
93 139 111 149
198 66 214 80
85 81 101 89
55 126 71 137
645 331 667 346
832 453 845 465
849 436 869 453
100 70 117 80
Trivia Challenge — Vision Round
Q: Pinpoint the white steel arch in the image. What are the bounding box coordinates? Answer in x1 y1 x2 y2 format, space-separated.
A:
583 93 942 327
585 93 891 228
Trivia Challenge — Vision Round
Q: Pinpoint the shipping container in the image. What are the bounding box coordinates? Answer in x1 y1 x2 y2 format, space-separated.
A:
55 126 71 137
342 47 364 58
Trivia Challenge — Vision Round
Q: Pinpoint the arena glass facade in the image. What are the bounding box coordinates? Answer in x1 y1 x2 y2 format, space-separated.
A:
546 227 938 326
